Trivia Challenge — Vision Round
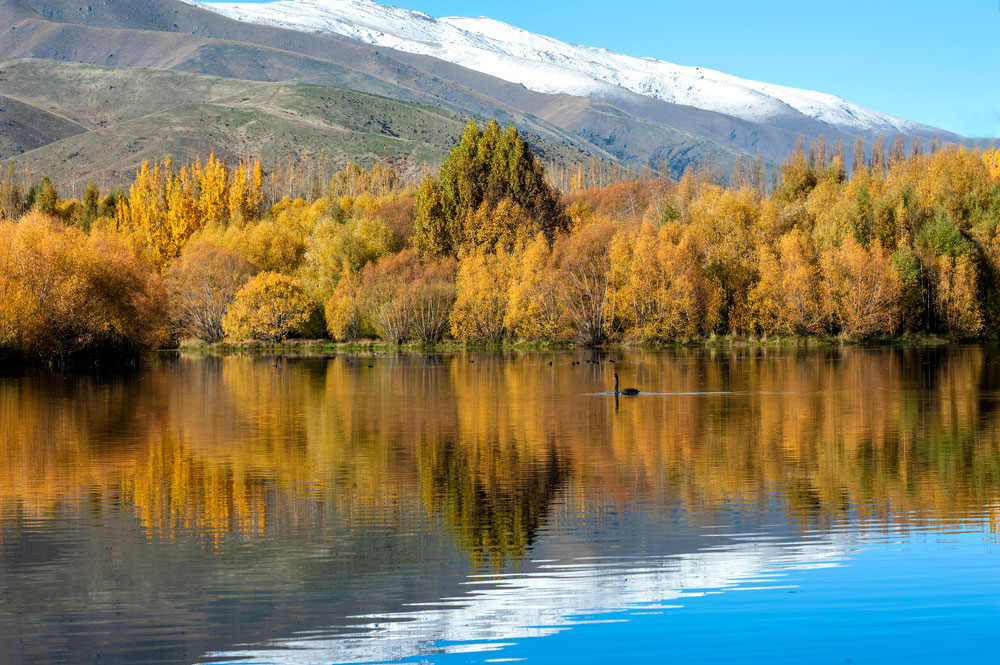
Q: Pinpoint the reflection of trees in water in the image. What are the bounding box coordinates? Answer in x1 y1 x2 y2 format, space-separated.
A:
1 347 1000 556
420 437 565 569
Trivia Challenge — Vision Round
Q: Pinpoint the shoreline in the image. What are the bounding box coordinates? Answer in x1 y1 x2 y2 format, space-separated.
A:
173 333 962 356
0 334 971 371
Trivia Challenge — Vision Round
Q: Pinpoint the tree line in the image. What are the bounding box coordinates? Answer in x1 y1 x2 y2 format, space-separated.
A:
2 120 1000 362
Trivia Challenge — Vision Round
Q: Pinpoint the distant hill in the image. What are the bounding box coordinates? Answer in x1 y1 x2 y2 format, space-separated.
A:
0 0 978 188
0 59 604 189
185 0 941 138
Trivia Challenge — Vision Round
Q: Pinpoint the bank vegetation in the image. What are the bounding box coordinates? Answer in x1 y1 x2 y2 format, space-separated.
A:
2 121 1000 362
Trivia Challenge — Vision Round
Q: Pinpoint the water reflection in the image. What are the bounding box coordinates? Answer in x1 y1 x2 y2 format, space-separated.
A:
209 535 851 665
0 347 999 664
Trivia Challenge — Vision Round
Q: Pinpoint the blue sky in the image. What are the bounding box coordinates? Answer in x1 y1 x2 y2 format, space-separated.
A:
206 0 1000 137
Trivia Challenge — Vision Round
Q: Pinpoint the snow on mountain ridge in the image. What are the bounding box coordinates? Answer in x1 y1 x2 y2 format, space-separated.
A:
181 0 929 135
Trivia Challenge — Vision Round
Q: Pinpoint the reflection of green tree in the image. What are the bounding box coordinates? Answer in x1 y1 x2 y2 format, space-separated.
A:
419 438 565 570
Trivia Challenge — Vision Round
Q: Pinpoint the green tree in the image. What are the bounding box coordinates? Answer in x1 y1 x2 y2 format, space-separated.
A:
80 182 101 232
30 176 58 216
414 119 567 256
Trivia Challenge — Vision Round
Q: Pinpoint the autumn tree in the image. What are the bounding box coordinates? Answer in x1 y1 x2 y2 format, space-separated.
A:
505 233 565 340
0 213 169 361
117 155 266 269
551 220 617 345
117 159 197 269
329 161 400 198
686 185 762 332
297 215 395 304
164 241 260 343
196 153 230 224
408 258 458 344
222 272 313 343
984 147 1000 180
451 248 514 343
325 269 365 342
821 236 902 338
932 254 982 337
779 230 825 332
610 224 722 340
227 158 265 222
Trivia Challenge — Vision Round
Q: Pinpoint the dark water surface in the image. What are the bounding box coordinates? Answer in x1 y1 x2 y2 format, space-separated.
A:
1 347 998 664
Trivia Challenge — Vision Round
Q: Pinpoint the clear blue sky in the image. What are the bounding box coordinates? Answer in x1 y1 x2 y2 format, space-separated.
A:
208 0 1000 137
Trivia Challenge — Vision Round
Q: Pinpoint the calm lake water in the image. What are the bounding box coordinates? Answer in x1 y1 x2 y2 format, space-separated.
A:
1 347 998 664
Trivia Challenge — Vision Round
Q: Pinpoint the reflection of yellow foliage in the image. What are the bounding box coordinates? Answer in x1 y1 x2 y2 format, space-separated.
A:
2 349 999 561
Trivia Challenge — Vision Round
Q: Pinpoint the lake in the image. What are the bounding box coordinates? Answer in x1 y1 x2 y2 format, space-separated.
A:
1 347 998 664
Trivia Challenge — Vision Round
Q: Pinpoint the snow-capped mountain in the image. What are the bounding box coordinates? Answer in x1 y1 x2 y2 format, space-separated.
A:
181 0 931 136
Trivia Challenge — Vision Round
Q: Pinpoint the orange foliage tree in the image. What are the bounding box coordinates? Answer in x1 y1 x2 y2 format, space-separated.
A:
0 213 168 360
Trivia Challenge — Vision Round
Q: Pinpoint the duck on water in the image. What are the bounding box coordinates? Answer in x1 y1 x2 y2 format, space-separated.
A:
613 373 640 396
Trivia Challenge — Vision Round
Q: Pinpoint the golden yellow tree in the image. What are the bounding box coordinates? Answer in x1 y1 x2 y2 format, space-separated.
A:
933 254 983 337
163 165 201 261
983 148 1000 180
609 224 721 340
506 233 565 340
196 153 230 224
118 159 206 269
821 237 902 338
118 160 169 265
325 269 365 342
464 199 537 251
776 229 824 333
228 158 265 222
0 213 168 360
747 244 784 335
222 272 312 343
451 248 513 342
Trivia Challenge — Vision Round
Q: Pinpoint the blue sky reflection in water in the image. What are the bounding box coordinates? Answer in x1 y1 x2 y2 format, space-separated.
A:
204 518 999 665
1 347 999 665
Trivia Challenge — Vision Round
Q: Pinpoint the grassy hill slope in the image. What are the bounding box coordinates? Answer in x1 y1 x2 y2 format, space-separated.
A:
0 92 87 156
1 59 597 189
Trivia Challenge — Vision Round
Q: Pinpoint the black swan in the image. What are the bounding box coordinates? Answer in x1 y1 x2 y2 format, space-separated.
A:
614 373 640 396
